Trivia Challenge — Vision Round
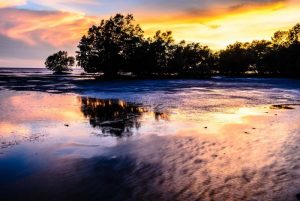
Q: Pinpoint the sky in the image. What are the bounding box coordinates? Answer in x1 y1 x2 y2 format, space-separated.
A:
0 0 299 67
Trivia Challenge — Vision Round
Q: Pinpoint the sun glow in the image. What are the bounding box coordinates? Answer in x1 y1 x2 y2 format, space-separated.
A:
0 0 300 67
140 1 300 49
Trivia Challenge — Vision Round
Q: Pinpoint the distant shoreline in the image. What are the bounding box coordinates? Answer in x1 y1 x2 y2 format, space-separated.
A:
1 69 300 95
2 68 300 79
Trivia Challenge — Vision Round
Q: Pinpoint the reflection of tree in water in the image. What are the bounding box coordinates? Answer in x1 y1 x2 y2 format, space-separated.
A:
154 111 170 121
80 97 148 137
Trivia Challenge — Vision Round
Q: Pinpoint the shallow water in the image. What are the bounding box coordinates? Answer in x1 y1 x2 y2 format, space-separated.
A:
1 71 300 201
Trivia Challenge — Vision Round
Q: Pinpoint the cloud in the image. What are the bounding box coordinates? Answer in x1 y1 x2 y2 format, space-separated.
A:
133 0 289 21
0 0 299 67
0 28 73 67
0 8 97 46
0 0 26 8
132 0 288 12
138 0 299 51
0 8 98 67
25 0 101 13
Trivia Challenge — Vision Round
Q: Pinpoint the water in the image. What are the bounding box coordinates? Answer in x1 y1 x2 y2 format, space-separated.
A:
0 67 84 76
1 68 300 200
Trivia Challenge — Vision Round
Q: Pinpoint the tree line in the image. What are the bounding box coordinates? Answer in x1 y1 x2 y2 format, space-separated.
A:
45 14 300 78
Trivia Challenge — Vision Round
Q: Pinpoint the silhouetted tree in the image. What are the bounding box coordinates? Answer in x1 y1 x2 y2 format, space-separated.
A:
169 41 215 75
45 51 74 74
150 31 175 73
168 40 186 73
265 23 300 77
74 14 300 78
287 23 300 45
274 44 300 76
247 40 272 74
218 42 253 75
130 31 176 75
76 14 144 77
124 38 150 75
272 30 290 47
216 23 300 77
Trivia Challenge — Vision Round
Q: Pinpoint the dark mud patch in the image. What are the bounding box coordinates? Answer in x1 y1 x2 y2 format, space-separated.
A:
270 104 296 110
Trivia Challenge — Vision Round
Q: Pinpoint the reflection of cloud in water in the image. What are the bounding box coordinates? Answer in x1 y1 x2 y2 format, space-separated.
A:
0 122 47 150
0 92 83 123
0 91 85 151
0 122 30 137
212 107 265 124
0 122 29 150
1 88 300 200
0 91 173 152
3 120 300 201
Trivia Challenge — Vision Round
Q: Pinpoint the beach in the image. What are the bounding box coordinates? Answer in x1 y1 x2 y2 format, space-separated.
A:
1 69 300 200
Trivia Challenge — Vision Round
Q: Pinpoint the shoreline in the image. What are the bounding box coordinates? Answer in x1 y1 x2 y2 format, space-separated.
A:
1 72 300 95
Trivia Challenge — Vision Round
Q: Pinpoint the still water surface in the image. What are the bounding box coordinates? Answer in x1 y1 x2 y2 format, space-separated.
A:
1 76 300 200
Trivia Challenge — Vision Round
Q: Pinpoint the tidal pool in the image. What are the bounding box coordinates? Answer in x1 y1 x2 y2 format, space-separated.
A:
1 78 300 201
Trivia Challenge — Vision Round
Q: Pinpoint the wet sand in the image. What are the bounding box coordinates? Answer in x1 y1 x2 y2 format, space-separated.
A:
1 72 300 201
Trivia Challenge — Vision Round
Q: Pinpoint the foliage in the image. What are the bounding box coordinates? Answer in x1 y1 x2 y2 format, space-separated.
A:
51 14 300 78
76 14 144 76
169 41 215 75
45 51 75 73
216 23 300 77
76 14 215 77
218 42 252 75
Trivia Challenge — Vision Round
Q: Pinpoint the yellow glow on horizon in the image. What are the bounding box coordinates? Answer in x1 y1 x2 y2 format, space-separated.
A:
1 0 298 50
139 1 300 49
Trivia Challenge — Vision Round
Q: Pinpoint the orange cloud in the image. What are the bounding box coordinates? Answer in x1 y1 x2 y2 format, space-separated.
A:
0 0 26 8
135 0 300 49
0 0 299 67
0 1 298 49
0 8 97 47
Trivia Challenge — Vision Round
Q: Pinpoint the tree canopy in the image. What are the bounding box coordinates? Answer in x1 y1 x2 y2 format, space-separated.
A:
76 14 215 77
45 51 75 74
76 14 144 76
45 14 300 78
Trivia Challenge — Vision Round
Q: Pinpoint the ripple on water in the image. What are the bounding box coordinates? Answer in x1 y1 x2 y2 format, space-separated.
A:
1 79 300 200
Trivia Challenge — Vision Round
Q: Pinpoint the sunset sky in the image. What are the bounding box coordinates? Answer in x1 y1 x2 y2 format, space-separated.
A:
0 0 299 67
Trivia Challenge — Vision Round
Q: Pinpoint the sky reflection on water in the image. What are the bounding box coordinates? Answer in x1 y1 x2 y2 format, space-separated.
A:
1 80 300 200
